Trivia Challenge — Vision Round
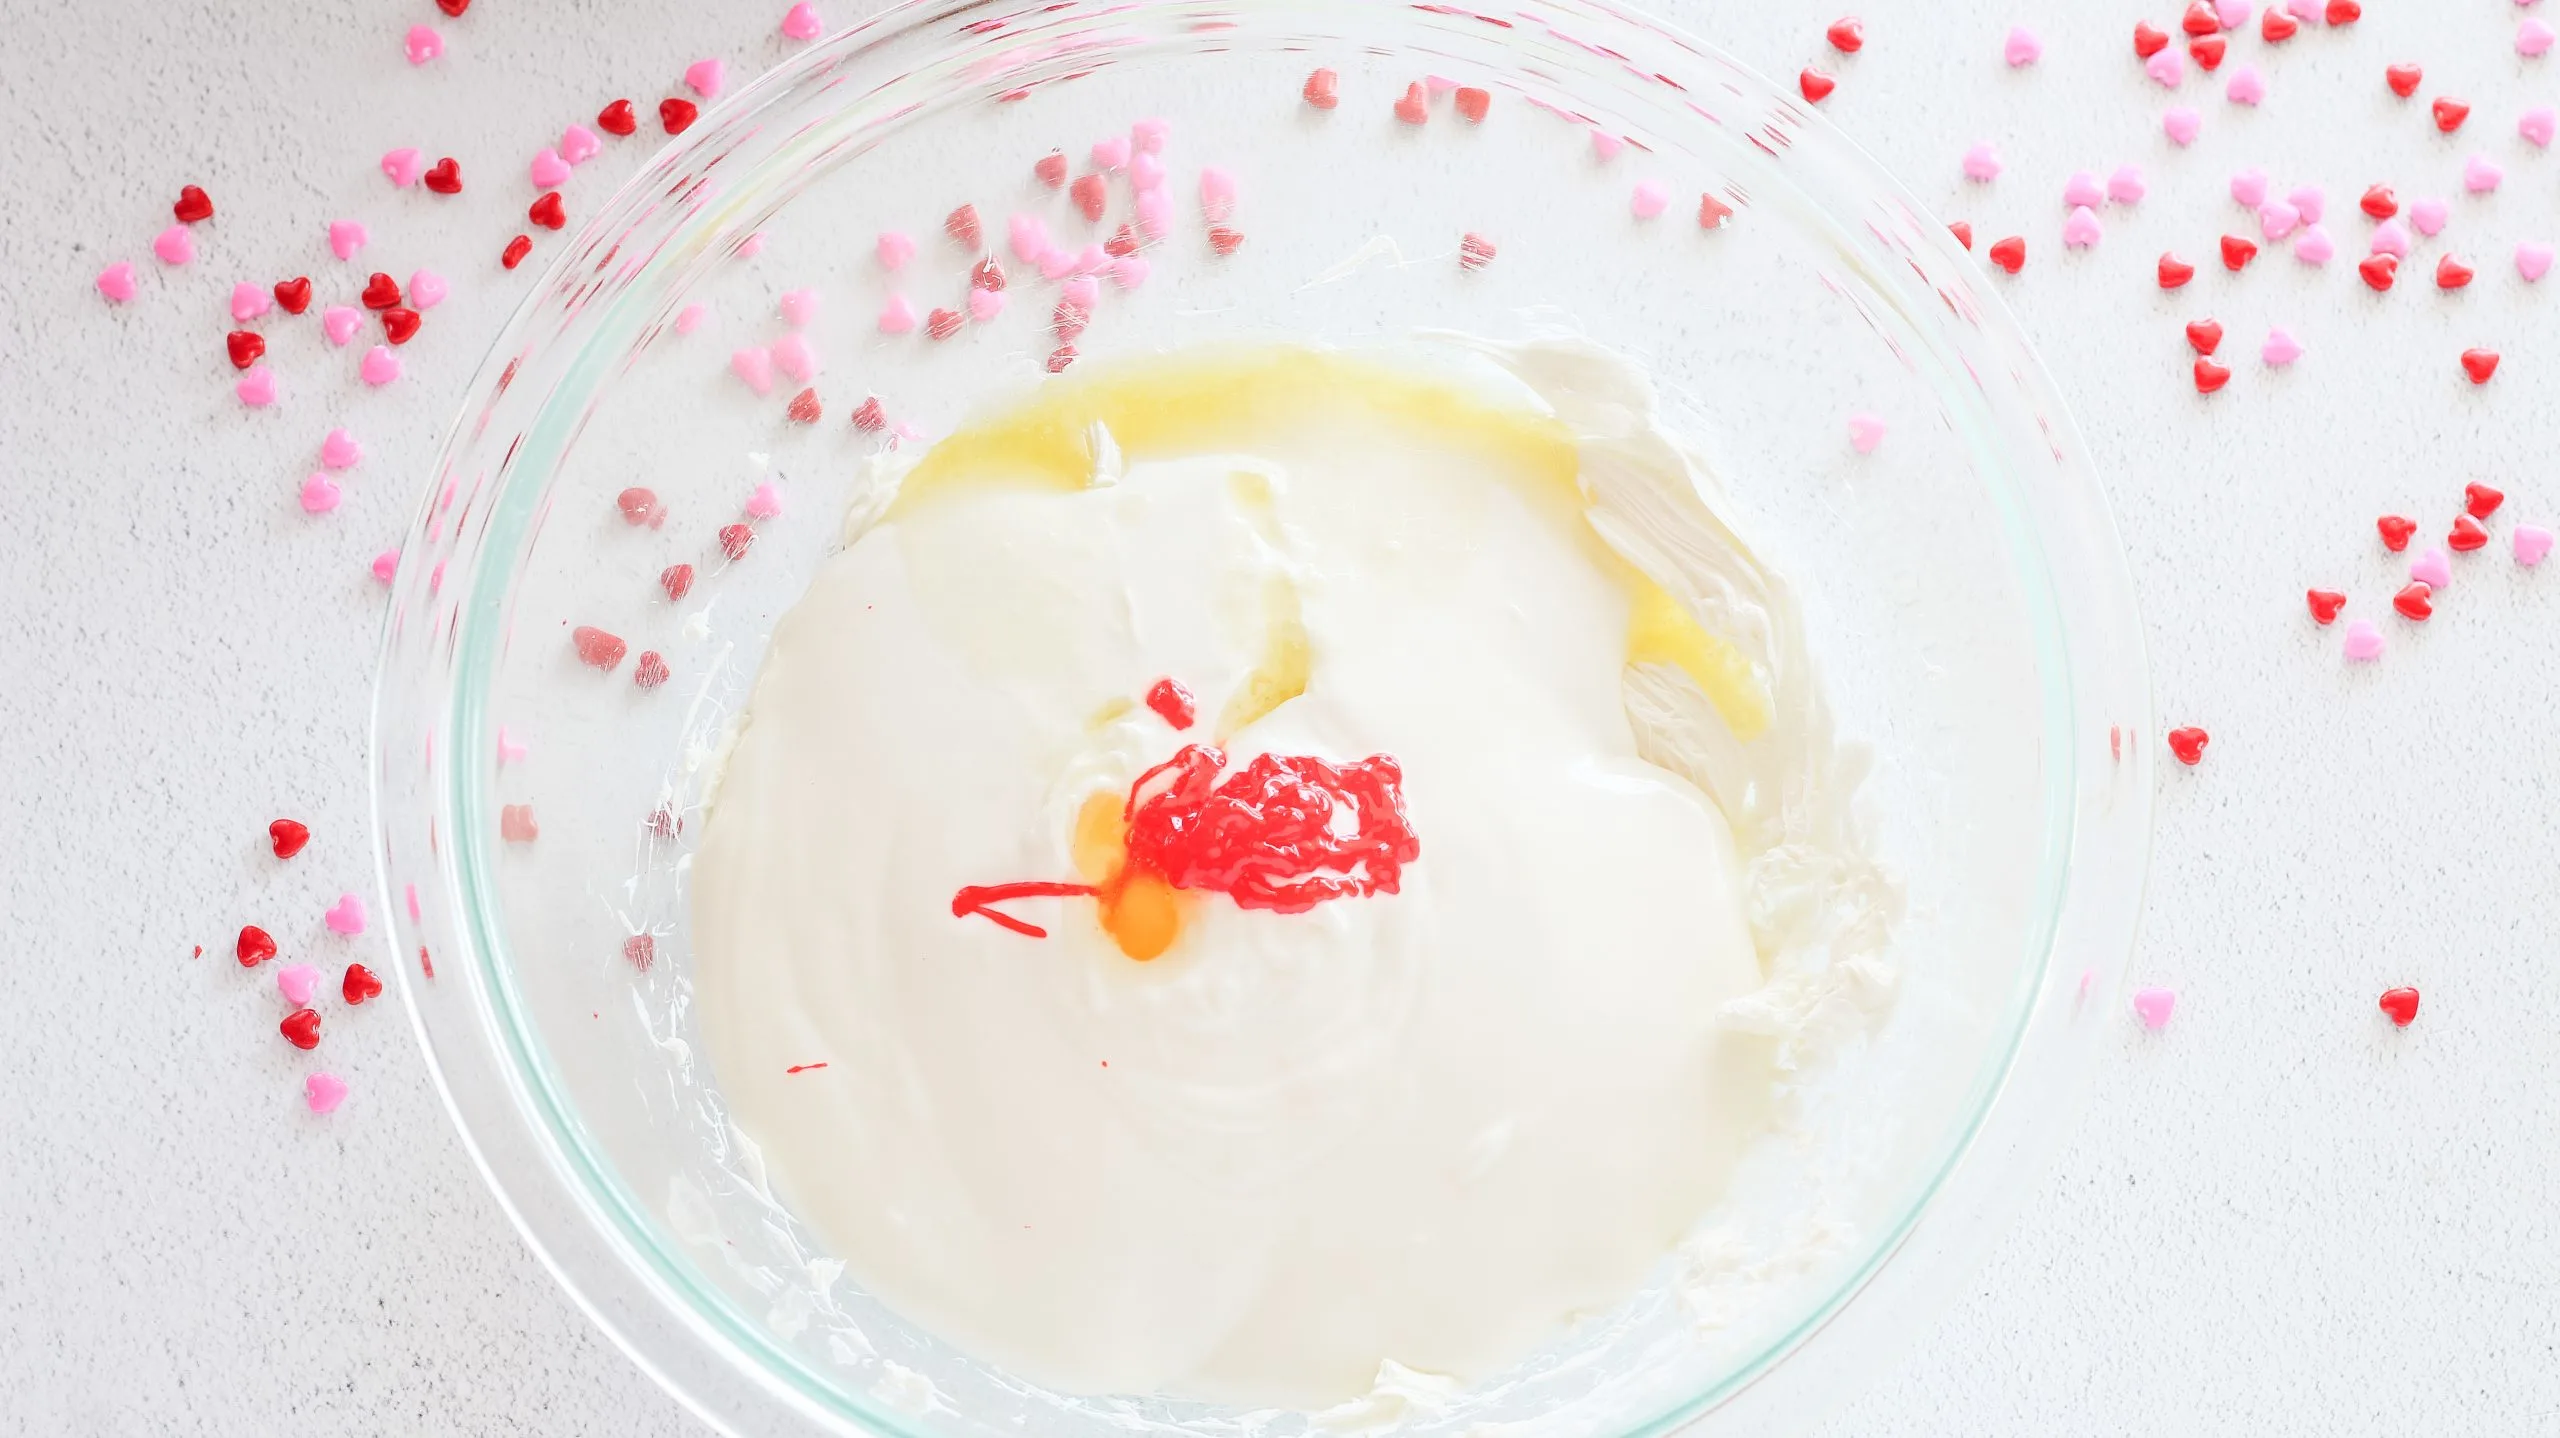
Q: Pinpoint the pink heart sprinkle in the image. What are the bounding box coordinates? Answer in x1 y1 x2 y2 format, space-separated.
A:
325 894 367 935
497 725 529 763
1073 243 1106 274
360 345 402 386
1110 255 1151 289
746 483 783 519
1199 165 1238 222
2343 619 2384 661
230 281 271 322
684 57 727 99
328 219 368 261
2523 17 2557 53
737 232 765 259
2063 205 2104 248
500 804 539 842
2288 185 2325 224
877 229 918 271
771 331 818 382
2410 547 2452 590
675 302 710 334
2258 201 2300 241
560 122 602 165
2163 107 2203 145
2004 26 2043 65
322 305 362 346
1132 117 1169 153
1055 276 1095 312
2226 65 2266 105
381 147 424 187
404 24 442 64
1008 212 1051 262
305 1072 349 1115
153 225 194 266
1424 74 1459 94
299 472 341 512
1847 412 1886 453
96 261 136 302
2410 198 2448 236
371 549 399 584
2108 165 2147 205
2518 241 2555 280
731 345 776 392
1135 187 1172 240
2524 107 2559 147
877 295 917 335
2230 168 2269 207
2133 987 2176 1030
2145 47 2185 87
1092 134 1131 172
780 288 820 326
2261 326 2305 365
2218 0 2254 24
277 963 322 1007
529 148 572 188
781 2 823 40
2063 171 2103 208
1591 130 1625 162
1962 142 2003 181
2369 219 2411 259
1038 246 1076 281
2293 225 2334 264
2516 524 2555 566
409 268 449 310
968 286 1009 321
1630 181 1670 219
236 367 277 408
2284 0 2322 21
1131 152 1166 189
2464 155 2505 193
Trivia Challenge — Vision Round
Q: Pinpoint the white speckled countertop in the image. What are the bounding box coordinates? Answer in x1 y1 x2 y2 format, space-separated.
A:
3 0 2556 1432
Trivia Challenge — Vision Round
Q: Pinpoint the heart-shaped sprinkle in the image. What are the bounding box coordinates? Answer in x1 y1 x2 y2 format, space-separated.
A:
2107 165 2146 205
238 925 278 967
2434 96 2470 132
2133 987 2177 1030
2385 62 2422 97
2378 987 2419 1026
662 562 696 600
500 804 540 842
2393 582 2434 620
2231 167 2269 206
1847 413 1886 454
2306 588 2346 624
2289 185 2325 224
96 262 136 302
1827 16 1865 51
502 234 533 269
1090 133 1134 171
529 192 566 230
741 482 783 521
403 23 442 64
299 472 341 512
360 346 402 386
370 549 398 584
614 489 663 531
2524 107 2559 147
2361 185 2397 220
321 306 361 346
281 1007 323 1050
1129 152 1165 190
173 184 214 224
2466 483 2505 519
1988 235 2026 273
2186 318 2225 355
2449 515 2489 552
685 57 727 99
2285 0 2321 25
2221 234 2258 270
560 122 602 166
1390 80 1431 125
2135 20 2171 56
408 269 449 311
2159 252 2196 288
1301 67 1342 110
269 818 311 859
1053 301 1089 342
1070 172 1108 222
418 157 462 197
660 97 699 134
1631 181 1670 219
2005 26 2043 64
1454 86 1491 123
2359 253 2398 290
573 626 628 669
2258 200 2300 241
222 282 267 326
2147 46 2186 86
2516 524 2555 566
597 99 638 136
2262 326 2305 365
529 148 571 189
2064 206 2104 247
851 396 887 433
772 332 818 381
2220 0 2254 28
783 2 823 39
381 147 424 188
2164 106 2203 145
720 524 756 561
1799 67 1837 103
2194 357 2232 393
2371 219 2412 259
2410 547 2452 588
226 330 266 370
1962 142 2002 181
2378 515 2416 551
236 367 276 407
154 225 195 266
970 282 1012 318
2226 63 2264 102
1136 186 1172 239
635 650 673 687
328 219 368 260
2190 34 2227 70
1456 233 1495 274
2262 5 2298 40
943 206 984 254
304 1072 349 1114
381 307 421 345
320 429 362 469
2294 226 2335 265
277 963 321 1007
2325 0 2359 23
495 726 529 765
1009 211 1051 260
2464 156 2504 193
324 894 367 935
727 346 775 394
1948 220 1972 250
2064 171 2104 208
361 272 401 310
2436 254 2475 289
1061 273 1100 309
2522 17 2556 55
2461 347 2500 384
2183 1 2220 36
2343 619 2384 660
877 295 916 335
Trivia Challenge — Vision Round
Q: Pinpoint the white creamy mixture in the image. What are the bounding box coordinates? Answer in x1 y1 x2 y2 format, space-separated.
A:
692 340 1888 1408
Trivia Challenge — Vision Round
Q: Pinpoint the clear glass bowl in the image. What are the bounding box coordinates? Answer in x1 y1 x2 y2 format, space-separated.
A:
370 2 2153 1434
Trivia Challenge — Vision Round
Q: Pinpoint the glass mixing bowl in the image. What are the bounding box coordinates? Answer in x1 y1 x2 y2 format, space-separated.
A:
370 1 2152 1433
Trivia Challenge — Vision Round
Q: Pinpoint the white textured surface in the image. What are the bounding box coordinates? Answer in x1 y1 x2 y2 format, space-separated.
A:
3 1 2556 1434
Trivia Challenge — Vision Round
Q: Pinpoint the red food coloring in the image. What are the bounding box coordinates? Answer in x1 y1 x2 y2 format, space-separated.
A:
2306 589 2347 625
2221 235 2258 271
1209 225 1245 256
1070 172 1108 222
1826 15 1865 51
660 562 696 601
2181 1 2220 37
280 1008 322 1050
2360 184 2398 220
436 0 470 15
2193 357 2231 394
1048 345 1078 373
1395 81 1430 124
1948 220 1973 250
951 880 1100 938
341 963 383 1004
1303 67 1340 110
236 924 277 968
268 819 310 859
1454 86 1491 123
1145 677 1197 729
2133 20 2170 58
2449 515 2489 552
423 157 463 194
2358 253 2398 291
2166 726 2209 765
381 306 422 345
719 523 755 561
1459 232 1497 271
660 97 699 134
1103 226 1138 258
786 386 823 423
2393 582 2434 620
927 306 964 341
1035 151 1068 187
624 934 656 971
597 99 638 136
2157 252 2195 288
2433 97 2469 133
1798 67 1837 103
2325 0 2359 25
361 272 401 309
1699 193 1734 229
851 396 887 432
2260 7 2297 41
2461 348 2499 384
2385 63 2422 98
273 276 312 314
946 203 983 248
572 625 628 670
2378 515 2416 551
173 185 214 224
1987 235 2025 273
225 330 266 370
2379 986 2420 1027
616 486 662 525
787 1062 828 1074
2188 34 2226 71
502 234 533 269
420 945 435 980
529 192 566 230
2465 483 2505 519
2185 318 2224 356
634 650 672 688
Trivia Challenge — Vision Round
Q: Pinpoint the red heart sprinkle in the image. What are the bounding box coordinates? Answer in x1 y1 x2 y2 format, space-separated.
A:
2186 318 2224 355
1987 234 2025 273
2181 1 2220 36
2134 20 2170 57
720 524 755 561
2449 514 2489 551
2193 357 2231 394
1209 225 1246 256
2461 348 2499 384
2385 63 2422 98
1459 233 1497 271
2358 253 2398 290
1303 67 1340 110
1102 226 1137 258
529 192 566 230
2188 34 2226 70
660 97 699 134
2393 582 2434 620
1454 86 1490 123
2436 254 2474 289
616 487 662 525
1948 220 1973 250
634 651 671 688
2260 6 2297 40
786 386 823 422
273 276 312 314
2325 0 2359 24
1827 16 1865 52
174 185 213 224
2306 589 2347 625
2158 252 2195 288
1394 81 1430 125
502 234 533 269
852 396 887 432
1798 67 1837 103
381 306 421 345
573 626 628 669
342 963 384 1004
1035 151 1068 187
2166 727 2209 765
625 935 658 971
947 204 983 248
436 0 469 15
2378 515 2416 551
661 563 696 600
225 331 265 370
1053 301 1089 342
927 307 964 340
1048 344 1079 373
2433 96 2469 133
2360 184 2397 220
2378 986 2419 1026
423 157 462 194
2221 234 2257 270
269 819 310 858
237 924 277 967
281 1008 322 1050
361 272 401 309
2465 482 2505 518
597 99 638 135
1698 193 1734 229
1069 172 1107 222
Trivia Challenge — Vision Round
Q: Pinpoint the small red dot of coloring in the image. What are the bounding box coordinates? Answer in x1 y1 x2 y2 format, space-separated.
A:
1395 81 1430 124
362 272 401 309
2220 235 2257 271
192 945 202 960
502 234 532 269
2193 357 2231 394
2449 515 2489 552
1699 193 1734 230
2181 2 2218 37
2465 483 2504 519
1948 220 1973 250
2157 253 2195 288
852 396 887 432
280 1008 322 1050
1459 232 1496 270
2185 318 2223 356
946 204 983 248
273 276 312 313
597 99 638 136
573 625 628 669
1454 86 1490 123
1798 68 1836 103
268 819 311 859
2260 7 2297 41
2385 64 2422 98
2393 582 2434 620
1826 16 1864 52
2166 727 2209 765
2325 0 2359 25
424 157 462 194
173 185 214 224
927 307 964 340
236 925 276 967
226 331 265 370
2461 348 2499 384
1035 151 1068 187
2377 514 2416 551
624 934 656 971
420 945 435 979
1303 67 1339 110
2188 34 2226 71
1209 225 1245 256
1145 677 1198 729
2360 185 2397 220
787 1062 829 1074
786 386 823 422
381 307 422 345
2306 589 2347 624
529 192 567 230
2433 97 2469 133
342 963 384 1004
2379 987 2419 1026
1987 235 2025 273
634 651 672 688
720 523 755 561
2358 253 2397 291
2133 20 2170 58
661 561 695 600
660 97 699 135
2437 255 2474 290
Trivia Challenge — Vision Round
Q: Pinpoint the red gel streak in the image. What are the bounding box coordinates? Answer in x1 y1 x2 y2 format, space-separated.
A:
952 880 1103 938
1144 677 1197 729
